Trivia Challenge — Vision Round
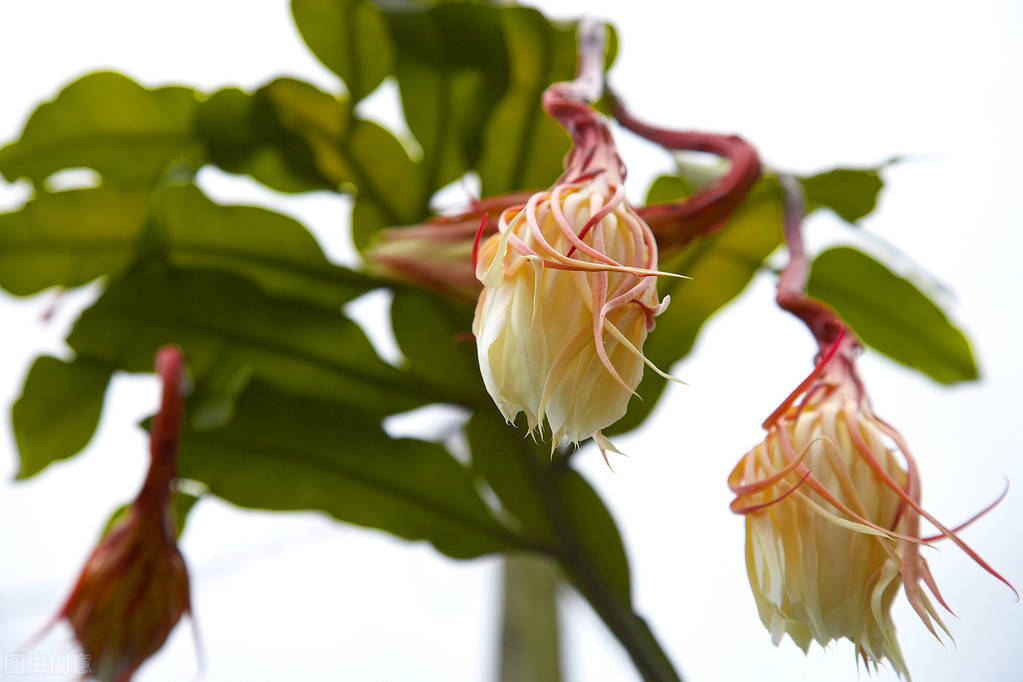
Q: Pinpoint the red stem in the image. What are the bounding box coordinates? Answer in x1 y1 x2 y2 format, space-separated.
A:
610 94 761 248
138 345 186 510
542 20 625 185
775 174 851 356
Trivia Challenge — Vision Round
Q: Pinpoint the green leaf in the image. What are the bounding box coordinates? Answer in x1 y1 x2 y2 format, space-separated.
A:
807 246 978 383
0 186 148 296
0 182 375 305
468 412 677 678
644 174 691 205
291 0 394 102
155 183 376 308
0 72 203 186
66 267 437 414
186 363 254 431
12 355 112 478
208 77 419 235
178 380 515 558
800 167 884 224
346 117 423 246
609 177 784 435
477 7 577 195
351 195 396 250
225 78 419 247
390 288 486 405
387 2 508 205
171 491 201 536
253 78 353 188
552 468 631 605
467 411 630 604
467 412 556 543
196 85 335 193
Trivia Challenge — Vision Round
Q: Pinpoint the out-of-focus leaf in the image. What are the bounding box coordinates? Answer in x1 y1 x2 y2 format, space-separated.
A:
808 246 978 383
387 2 507 206
351 196 396 251
342 116 422 231
477 7 577 195
390 288 485 405
253 78 355 189
202 78 419 240
12 355 112 479
66 267 439 414
196 86 334 193
0 182 375 305
186 363 254 431
609 177 784 435
801 167 884 224
171 490 201 535
467 411 630 604
178 380 515 558
101 492 200 539
467 412 555 543
0 72 203 186
644 174 691 205
553 468 631 606
469 412 669 676
291 0 394 102
233 78 419 248
0 186 148 296
155 183 376 308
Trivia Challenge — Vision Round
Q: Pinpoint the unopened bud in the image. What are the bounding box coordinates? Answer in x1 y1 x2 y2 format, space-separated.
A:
34 346 195 682
364 193 531 301
61 504 192 682
473 124 680 452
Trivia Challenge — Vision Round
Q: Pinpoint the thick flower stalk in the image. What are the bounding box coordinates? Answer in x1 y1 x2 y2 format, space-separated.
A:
35 346 195 682
730 177 1013 679
473 21 679 452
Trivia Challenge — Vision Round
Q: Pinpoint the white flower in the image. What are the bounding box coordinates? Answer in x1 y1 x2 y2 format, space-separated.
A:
473 159 678 452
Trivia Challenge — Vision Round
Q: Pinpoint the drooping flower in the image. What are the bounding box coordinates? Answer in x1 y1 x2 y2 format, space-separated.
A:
35 346 195 682
730 330 1013 679
472 87 680 453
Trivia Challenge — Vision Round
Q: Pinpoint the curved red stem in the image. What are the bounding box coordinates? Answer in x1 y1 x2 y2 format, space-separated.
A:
138 346 186 510
610 94 761 249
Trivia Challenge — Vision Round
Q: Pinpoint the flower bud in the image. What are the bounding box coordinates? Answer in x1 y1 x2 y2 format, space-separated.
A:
35 346 194 682
473 128 678 451
61 503 192 682
730 333 1012 678
364 192 532 301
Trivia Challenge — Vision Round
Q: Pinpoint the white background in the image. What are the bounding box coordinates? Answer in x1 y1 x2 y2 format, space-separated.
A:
1 1 1021 681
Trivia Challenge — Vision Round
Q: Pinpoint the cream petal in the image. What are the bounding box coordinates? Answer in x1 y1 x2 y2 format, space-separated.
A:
473 174 674 448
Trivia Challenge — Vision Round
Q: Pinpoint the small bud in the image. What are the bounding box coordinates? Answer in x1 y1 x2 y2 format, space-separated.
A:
61 503 192 682
730 332 1013 679
35 346 194 682
364 193 533 301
